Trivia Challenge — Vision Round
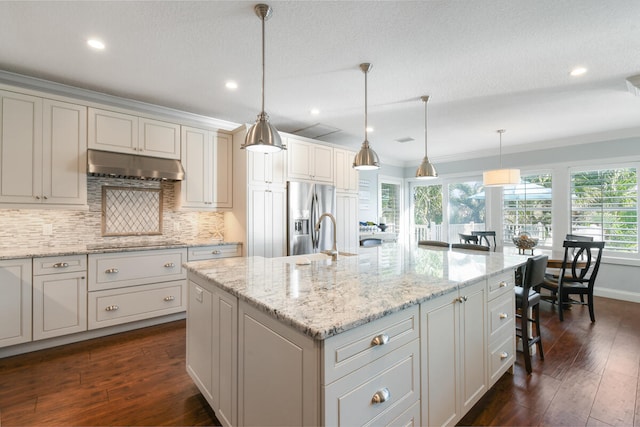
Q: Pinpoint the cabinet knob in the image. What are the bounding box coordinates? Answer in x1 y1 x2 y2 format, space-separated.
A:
499 312 508 319
371 387 390 404
164 296 175 302
164 262 175 268
35 195 40 200
500 351 509 360
43 195 48 200
456 296 468 303
371 333 389 346
53 262 69 268
105 305 119 311
211 250 221 255
499 281 508 288
105 268 119 274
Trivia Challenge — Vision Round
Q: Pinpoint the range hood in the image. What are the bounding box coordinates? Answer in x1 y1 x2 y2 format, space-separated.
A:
87 149 185 181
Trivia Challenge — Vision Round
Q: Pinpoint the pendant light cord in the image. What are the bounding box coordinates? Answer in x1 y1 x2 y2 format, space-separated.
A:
497 129 505 168
261 13 266 114
364 67 368 142
424 97 428 156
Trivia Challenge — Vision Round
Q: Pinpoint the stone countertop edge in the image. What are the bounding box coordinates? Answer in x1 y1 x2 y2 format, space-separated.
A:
0 240 242 260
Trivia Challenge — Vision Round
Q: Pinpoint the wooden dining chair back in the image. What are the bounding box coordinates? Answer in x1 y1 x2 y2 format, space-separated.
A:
451 243 489 252
472 230 497 251
458 233 479 244
515 254 548 374
418 240 450 249
539 240 605 321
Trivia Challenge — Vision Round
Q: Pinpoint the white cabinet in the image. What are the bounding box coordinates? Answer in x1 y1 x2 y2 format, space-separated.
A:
247 149 286 187
336 192 359 254
187 244 242 261
88 107 181 159
0 92 86 205
487 270 516 386
333 148 359 192
286 138 333 183
188 276 238 427
420 280 487 427
0 258 32 348
247 186 286 257
180 126 233 209
32 255 87 340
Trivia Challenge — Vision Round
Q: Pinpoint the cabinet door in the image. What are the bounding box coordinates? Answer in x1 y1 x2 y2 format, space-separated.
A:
33 271 87 340
212 284 238 427
286 138 312 180
247 186 286 258
0 91 43 203
335 148 359 192
211 132 232 208
88 108 138 154
138 117 180 159
0 258 32 348
42 99 87 205
310 144 333 183
181 126 211 208
336 192 358 254
460 280 487 414
248 150 286 187
187 280 214 402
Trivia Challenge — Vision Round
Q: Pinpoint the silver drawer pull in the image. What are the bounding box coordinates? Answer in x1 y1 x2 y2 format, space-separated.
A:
371 334 389 346
164 296 175 302
164 262 175 268
499 312 508 319
499 281 508 288
211 250 221 255
456 296 468 303
53 262 69 268
105 305 119 311
371 387 390 404
105 268 119 274
500 351 509 360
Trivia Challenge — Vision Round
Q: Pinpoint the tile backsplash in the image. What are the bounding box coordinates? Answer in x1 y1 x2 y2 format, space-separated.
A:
0 177 225 249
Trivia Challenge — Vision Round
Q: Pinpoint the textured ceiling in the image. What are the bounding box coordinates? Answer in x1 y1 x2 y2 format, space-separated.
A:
2 0 640 167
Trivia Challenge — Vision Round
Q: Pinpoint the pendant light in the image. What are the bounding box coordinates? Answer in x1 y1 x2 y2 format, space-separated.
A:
483 129 520 186
415 95 438 179
353 63 380 170
241 4 285 153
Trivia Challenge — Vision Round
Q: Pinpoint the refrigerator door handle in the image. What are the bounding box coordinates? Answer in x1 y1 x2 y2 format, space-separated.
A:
312 193 320 249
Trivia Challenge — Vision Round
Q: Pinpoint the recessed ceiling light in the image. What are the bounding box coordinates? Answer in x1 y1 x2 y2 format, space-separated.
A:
87 39 105 50
366 126 374 133
310 108 320 115
225 81 238 90
570 67 587 77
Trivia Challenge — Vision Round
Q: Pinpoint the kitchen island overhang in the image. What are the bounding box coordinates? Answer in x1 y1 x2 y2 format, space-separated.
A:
184 244 527 426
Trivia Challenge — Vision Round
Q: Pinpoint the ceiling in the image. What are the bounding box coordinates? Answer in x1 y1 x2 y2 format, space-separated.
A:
2 0 640 167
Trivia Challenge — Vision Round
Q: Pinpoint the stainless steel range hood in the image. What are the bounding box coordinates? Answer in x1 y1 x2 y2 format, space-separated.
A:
87 149 184 181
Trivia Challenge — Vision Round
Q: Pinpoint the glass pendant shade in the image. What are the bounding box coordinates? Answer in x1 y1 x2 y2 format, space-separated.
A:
242 4 285 153
415 95 437 179
483 129 520 186
353 63 380 170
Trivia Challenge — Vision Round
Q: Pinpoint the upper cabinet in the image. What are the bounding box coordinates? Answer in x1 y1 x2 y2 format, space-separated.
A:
247 149 287 188
333 148 359 193
0 91 87 206
286 137 333 183
179 126 232 209
88 107 180 160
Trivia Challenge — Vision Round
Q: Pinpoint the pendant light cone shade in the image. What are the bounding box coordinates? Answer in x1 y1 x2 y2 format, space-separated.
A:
483 129 520 186
353 63 380 170
415 95 438 179
242 4 284 153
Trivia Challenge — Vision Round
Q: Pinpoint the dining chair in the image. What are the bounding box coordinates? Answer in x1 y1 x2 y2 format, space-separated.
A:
564 234 594 302
418 240 450 248
451 243 489 251
515 254 548 374
472 230 497 251
539 240 605 321
458 233 479 245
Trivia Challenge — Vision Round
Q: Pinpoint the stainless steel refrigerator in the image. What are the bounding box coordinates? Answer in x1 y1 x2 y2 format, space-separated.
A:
287 181 337 255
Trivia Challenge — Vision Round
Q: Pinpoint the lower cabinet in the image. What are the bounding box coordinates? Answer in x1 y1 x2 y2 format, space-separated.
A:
247 186 286 257
0 258 32 348
420 280 487 427
33 255 87 340
336 192 359 254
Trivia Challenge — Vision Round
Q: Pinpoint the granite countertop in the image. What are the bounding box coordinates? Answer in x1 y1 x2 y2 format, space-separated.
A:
0 239 242 260
184 244 527 340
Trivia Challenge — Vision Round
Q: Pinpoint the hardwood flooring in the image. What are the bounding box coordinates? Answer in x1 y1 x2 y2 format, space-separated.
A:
0 296 638 426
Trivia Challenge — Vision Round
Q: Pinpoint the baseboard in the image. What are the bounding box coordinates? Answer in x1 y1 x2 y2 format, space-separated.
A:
0 312 186 359
594 288 640 303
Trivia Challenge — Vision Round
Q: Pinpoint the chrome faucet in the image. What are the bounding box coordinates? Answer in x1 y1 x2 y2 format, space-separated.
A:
315 213 338 260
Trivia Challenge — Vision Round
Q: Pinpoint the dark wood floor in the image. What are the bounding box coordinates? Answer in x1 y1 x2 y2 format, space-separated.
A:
0 296 638 426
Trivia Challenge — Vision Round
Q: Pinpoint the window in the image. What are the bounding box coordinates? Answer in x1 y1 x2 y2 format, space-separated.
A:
379 177 402 235
448 180 485 242
503 173 552 246
413 184 443 241
570 166 638 255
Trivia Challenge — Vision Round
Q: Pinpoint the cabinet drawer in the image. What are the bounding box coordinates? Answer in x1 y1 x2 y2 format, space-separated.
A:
488 293 515 343
34 254 87 275
489 333 515 385
187 244 241 261
88 249 187 291
324 339 420 427
487 270 515 301
88 280 185 329
323 305 419 385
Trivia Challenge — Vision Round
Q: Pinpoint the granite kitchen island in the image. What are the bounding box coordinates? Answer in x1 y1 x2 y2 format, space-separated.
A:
184 244 526 426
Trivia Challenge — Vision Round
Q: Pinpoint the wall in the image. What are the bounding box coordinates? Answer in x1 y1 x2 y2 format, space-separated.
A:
0 176 225 250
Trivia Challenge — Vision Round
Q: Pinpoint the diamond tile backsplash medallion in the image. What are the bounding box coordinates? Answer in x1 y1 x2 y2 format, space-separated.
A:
102 186 163 236
0 176 225 249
